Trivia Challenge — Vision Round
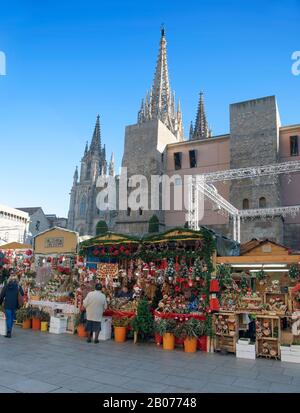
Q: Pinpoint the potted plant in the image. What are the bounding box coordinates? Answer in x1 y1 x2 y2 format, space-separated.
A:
31 307 42 330
175 318 204 353
40 310 50 332
153 320 163 345
112 317 130 343
155 318 176 350
131 298 154 343
74 312 88 337
16 307 32 329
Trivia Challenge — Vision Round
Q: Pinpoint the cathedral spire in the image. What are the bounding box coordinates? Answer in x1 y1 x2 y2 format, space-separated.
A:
137 28 183 140
102 144 107 174
189 121 194 140
109 152 115 176
138 99 145 123
150 27 171 121
90 114 101 153
73 166 78 184
191 91 210 140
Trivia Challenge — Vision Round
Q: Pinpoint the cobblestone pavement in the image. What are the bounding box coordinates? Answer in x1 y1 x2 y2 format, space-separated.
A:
0 327 300 393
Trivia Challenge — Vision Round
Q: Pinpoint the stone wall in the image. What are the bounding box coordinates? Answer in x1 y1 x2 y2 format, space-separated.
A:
115 119 178 235
283 223 300 250
229 96 283 243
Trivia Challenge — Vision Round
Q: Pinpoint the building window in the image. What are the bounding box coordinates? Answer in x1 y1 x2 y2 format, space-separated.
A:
86 162 91 180
175 177 182 186
290 136 299 156
259 197 266 208
189 149 197 168
242 199 249 209
79 196 87 218
127 207 131 216
139 207 143 216
161 153 164 163
174 152 182 170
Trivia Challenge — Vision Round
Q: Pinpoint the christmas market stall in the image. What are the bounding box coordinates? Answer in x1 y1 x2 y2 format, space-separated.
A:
215 239 300 362
16 227 81 333
33 227 78 280
79 231 143 321
79 227 231 351
0 242 34 285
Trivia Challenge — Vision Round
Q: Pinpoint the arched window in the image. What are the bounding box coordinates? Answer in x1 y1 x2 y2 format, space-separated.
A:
242 199 249 209
139 207 143 216
79 195 87 218
259 197 266 208
127 207 131 216
86 162 91 180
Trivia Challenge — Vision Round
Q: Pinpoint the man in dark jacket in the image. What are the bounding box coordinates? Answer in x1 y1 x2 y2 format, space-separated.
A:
0 276 24 338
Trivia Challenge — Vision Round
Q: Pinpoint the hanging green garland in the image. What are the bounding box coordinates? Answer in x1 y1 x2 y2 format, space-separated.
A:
216 264 232 288
289 264 300 280
255 269 266 281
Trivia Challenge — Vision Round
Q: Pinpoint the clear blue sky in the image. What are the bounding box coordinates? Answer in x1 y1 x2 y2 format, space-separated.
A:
0 0 299 217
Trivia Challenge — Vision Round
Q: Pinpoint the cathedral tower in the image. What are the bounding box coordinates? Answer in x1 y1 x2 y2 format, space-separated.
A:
67 115 112 235
115 28 184 235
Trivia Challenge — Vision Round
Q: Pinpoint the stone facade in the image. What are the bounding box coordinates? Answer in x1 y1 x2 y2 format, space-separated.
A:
114 119 178 235
16 207 51 243
229 96 283 243
67 30 300 249
67 116 115 236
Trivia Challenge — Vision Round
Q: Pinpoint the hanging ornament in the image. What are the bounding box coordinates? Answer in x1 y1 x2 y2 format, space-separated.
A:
209 279 220 293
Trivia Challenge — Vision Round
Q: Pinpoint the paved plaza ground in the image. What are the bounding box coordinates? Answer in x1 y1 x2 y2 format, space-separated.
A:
0 327 300 393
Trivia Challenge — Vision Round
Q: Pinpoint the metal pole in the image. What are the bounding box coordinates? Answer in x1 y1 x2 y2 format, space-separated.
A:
237 215 241 243
233 216 237 241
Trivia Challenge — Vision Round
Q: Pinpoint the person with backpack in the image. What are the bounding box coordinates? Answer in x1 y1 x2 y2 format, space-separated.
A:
0 275 24 338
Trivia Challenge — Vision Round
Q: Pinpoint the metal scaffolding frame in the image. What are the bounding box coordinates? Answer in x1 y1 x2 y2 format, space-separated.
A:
202 160 300 183
187 160 300 242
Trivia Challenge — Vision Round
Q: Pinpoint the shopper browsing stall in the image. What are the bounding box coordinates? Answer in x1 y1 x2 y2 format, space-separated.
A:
83 283 107 343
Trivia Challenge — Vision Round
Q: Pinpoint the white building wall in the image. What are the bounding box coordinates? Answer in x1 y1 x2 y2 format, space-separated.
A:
0 204 29 245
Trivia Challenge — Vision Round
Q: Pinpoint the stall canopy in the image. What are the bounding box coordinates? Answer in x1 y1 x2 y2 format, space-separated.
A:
216 239 300 264
80 226 239 257
0 242 32 250
80 232 140 249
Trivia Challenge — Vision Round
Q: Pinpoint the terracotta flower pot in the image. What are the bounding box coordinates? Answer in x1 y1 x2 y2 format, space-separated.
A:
163 333 175 351
114 326 127 343
184 337 197 353
32 318 41 331
22 319 31 329
77 324 88 337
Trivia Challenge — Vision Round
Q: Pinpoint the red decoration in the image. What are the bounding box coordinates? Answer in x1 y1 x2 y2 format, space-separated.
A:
47 257 52 263
197 336 207 352
155 333 162 346
25 249 33 256
209 297 220 312
292 283 300 293
209 279 220 293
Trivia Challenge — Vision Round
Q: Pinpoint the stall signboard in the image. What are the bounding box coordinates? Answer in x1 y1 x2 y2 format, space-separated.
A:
45 237 64 248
